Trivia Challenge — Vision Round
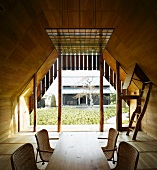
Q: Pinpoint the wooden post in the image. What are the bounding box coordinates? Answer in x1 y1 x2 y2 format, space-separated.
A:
116 61 122 131
17 96 20 132
58 46 62 132
99 30 104 132
99 54 104 132
33 73 37 132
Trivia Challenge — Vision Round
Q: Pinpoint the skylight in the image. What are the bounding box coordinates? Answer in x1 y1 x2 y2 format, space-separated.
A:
46 28 114 55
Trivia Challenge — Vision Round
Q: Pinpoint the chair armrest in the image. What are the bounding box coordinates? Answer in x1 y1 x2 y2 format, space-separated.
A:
49 137 59 140
102 148 117 152
98 137 108 139
38 149 54 153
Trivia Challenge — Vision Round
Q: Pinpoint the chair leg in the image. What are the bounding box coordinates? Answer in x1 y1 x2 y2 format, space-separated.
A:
112 151 115 164
36 149 39 162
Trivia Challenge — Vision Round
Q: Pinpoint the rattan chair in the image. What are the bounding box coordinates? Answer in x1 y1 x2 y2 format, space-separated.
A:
98 128 119 163
11 143 38 170
112 141 139 170
35 129 54 165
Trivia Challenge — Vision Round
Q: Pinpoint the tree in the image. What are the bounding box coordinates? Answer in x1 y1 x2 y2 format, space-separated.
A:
110 92 116 104
73 76 99 107
51 94 56 107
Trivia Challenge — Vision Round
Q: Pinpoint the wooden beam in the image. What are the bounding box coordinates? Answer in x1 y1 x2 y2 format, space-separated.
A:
33 73 37 132
116 61 122 131
122 64 136 89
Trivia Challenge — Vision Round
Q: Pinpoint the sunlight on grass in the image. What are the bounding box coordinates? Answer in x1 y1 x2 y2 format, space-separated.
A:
30 106 129 125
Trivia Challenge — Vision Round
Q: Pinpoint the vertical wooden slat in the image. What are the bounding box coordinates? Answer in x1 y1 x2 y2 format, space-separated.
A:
72 55 75 70
80 55 83 70
93 55 96 70
54 60 57 79
100 54 104 132
63 55 66 70
114 72 116 90
33 74 37 132
116 61 122 131
76 55 79 70
50 65 53 84
97 55 100 70
105 62 109 82
46 71 49 90
88 55 92 70
29 94 34 113
37 83 41 101
42 77 45 96
68 55 71 70
84 55 87 70
110 68 114 86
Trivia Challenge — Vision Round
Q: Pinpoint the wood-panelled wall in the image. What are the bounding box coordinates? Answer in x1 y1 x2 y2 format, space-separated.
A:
141 85 157 139
0 98 17 142
0 0 157 141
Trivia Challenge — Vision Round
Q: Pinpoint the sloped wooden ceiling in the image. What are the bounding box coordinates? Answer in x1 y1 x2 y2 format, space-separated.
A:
0 0 157 98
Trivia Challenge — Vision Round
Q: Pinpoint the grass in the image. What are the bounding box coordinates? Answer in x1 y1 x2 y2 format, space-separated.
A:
30 106 129 125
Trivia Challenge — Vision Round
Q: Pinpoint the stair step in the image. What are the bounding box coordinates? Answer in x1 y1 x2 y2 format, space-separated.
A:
129 127 135 131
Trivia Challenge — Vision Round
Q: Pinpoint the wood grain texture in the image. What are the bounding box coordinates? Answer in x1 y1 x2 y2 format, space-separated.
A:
0 0 157 142
46 132 110 170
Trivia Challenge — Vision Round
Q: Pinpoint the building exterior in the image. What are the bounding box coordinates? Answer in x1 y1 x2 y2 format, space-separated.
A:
44 70 115 106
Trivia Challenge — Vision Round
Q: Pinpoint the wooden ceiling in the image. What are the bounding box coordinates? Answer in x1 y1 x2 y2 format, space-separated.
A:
0 0 157 98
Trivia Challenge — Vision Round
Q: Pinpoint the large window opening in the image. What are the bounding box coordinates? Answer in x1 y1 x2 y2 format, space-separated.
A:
26 28 116 132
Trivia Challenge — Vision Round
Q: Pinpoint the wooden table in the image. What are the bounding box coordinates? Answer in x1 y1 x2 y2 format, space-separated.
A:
46 132 111 170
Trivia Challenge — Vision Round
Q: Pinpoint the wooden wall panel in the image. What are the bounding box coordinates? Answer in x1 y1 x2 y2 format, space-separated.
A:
0 98 17 142
20 97 30 131
141 85 157 139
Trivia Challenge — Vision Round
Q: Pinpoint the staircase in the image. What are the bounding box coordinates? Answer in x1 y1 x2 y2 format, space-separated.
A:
121 63 152 140
126 82 152 140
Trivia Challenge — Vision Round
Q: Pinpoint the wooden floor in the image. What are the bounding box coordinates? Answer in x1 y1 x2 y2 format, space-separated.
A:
0 130 157 170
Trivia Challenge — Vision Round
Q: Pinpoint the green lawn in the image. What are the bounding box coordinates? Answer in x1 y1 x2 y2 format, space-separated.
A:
30 106 129 125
